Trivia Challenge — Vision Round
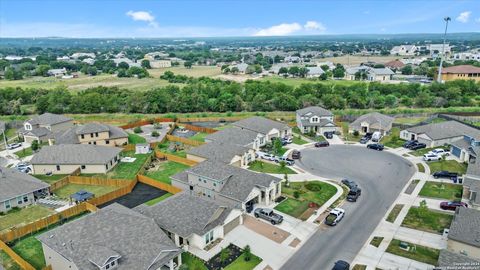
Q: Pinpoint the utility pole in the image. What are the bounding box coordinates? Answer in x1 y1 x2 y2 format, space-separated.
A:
437 16 451 83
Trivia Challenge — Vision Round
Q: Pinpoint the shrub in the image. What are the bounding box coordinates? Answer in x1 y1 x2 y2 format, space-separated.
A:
353 130 359 137
220 247 230 264
243 245 252 261
133 127 143 133
293 191 300 199
305 182 322 192
151 131 160 137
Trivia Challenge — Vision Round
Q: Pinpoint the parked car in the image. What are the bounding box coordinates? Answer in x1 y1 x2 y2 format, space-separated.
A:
260 153 275 161
423 153 442 161
346 186 362 202
254 208 284 225
364 132 373 140
403 140 418 148
291 150 301 159
332 260 350 270
282 137 293 144
275 156 295 166
433 171 458 179
409 142 427 150
371 131 382 142
341 178 357 189
6 143 22 150
428 148 449 156
325 208 345 226
315 141 330 147
245 201 255 213
367 143 384 151
15 162 29 170
324 132 334 139
359 137 369 144
440 201 468 211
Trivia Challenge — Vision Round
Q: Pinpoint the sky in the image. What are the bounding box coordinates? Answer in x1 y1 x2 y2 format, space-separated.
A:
0 0 479 38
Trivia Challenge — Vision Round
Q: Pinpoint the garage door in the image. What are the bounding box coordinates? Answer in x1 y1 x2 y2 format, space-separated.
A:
223 216 241 234
418 137 432 147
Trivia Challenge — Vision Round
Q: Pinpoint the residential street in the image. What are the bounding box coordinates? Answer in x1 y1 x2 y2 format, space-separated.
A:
281 145 415 270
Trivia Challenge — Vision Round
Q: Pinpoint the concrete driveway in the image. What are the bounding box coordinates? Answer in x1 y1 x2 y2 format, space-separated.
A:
281 145 415 270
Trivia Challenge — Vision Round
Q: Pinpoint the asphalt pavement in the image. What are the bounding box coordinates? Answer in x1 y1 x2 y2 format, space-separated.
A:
281 145 415 270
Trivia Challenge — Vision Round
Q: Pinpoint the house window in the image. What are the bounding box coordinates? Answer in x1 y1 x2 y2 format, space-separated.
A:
81 165 86 169
95 132 99 137
93 141 97 145
205 230 214 244
5 201 10 209
106 140 110 145
111 261 115 266
105 164 108 170
56 165 60 171
106 264 110 270
81 134 84 139
90 133 94 138
23 196 28 203
17 196 22 204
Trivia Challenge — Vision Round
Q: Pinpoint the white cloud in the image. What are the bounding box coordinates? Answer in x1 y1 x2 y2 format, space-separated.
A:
304 21 325 31
253 21 326 36
456 11 471 23
476 18 480 23
126 10 158 27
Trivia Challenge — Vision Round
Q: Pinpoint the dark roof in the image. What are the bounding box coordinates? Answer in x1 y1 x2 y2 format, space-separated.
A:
463 177 480 204
70 190 94 202
187 141 251 164
406 121 480 141
442 65 480 74
296 106 333 117
135 192 233 238
23 127 51 138
232 116 290 135
438 249 480 267
37 203 180 270
0 167 50 202
31 145 122 165
350 112 394 130
205 127 260 147
448 207 480 247
26 113 72 126
76 123 111 135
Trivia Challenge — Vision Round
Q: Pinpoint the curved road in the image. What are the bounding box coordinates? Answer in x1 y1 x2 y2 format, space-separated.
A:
281 145 415 270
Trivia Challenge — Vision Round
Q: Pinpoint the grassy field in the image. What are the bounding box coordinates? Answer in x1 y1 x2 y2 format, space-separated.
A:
108 151 151 179
127 133 147 144
402 207 453 234
427 160 467 175
320 55 399 65
157 142 187 157
145 161 190 184
386 204 404 223
4 235 46 270
181 253 208 270
33 174 68 184
0 205 55 232
419 181 463 200
224 253 262 270
274 198 309 219
386 239 440 266
144 193 173 206
14 147 33 158
394 117 428 125
381 128 404 148
248 161 296 174
53 183 118 199
411 145 450 157
189 132 209 142
292 135 309 145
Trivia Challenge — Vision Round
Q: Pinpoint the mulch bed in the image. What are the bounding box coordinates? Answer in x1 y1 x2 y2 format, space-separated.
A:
205 244 242 270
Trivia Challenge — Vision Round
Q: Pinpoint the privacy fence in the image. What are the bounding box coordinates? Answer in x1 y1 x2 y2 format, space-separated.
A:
154 151 198 166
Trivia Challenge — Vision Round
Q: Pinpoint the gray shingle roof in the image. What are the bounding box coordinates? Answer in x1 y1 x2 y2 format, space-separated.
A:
300 118 335 127
463 177 480 204
187 141 250 164
204 127 260 147
53 123 128 145
448 207 480 247
296 106 333 117
26 113 72 126
232 116 290 135
24 127 51 138
306 67 325 75
438 249 480 267
407 121 480 141
350 112 394 130
76 123 110 135
37 203 180 270
0 167 50 202
31 145 122 165
135 192 233 238
369 67 394 75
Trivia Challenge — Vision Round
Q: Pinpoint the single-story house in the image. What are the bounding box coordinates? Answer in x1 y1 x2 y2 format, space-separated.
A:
47 68 67 78
171 160 281 210
50 122 128 147
306 67 325 78
232 116 292 141
296 106 336 135
349 112 394 136
37 203 182 270
437 249 480 268
0 167 50 213
437 65 480 82
384 60 405 71
463 159 480 209
447 207 480 260
186 141 255 168
204 127 266 150
136 192 243 250
31 144 122 175
19 113 74 144
367 68 394 81
400 121 480 148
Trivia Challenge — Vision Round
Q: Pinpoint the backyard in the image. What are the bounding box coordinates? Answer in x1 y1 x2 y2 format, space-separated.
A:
0 235 46 270
0 205 55 232
108 151 151 179
34 174 68 184
189 132 209 142
275 181 338 219
248 161 296 174
53 183 118 200
157 141 187 157
386 239 440 266
401 207 454 234
427 160 467 175
419 181 463 200
144 161 190 184
127 133 147 144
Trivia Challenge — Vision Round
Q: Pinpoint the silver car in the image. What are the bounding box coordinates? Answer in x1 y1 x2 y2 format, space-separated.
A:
254 208 283 225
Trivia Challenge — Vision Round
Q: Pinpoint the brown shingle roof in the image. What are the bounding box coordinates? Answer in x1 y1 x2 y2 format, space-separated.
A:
384 60 405 69
441 65 480 74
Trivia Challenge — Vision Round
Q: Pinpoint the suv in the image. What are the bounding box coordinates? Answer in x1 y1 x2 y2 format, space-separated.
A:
403 140 418 148
254 208 284 225
332 260 350 270
282 137 293 144
367 143 384 151
433 171 458 179
347 186 362 202
341 178 357 189
423 153 442 161
6 143 21 150
359 136 369 144
428 148 449 156
440 201 468 211
409 142 426 150
324 132 334 139
291 150 301 159
315 141 330 147
275 157 295 166
260 153 275 161
324 208 345 226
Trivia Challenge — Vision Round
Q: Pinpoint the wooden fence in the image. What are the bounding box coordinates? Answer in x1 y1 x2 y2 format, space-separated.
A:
166 134 205 146
122 144 136 151
137 174 182 194
177 116 245 123
88 179 137 206
155 151 198 166
179 123 217 134
50 175 131 192
119 118 174 130
0 240 36 270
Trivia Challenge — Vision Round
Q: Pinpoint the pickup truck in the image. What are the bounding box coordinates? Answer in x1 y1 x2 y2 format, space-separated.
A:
275 156 295 166
433 171 458 179
254 208 284 225
324 208 345 226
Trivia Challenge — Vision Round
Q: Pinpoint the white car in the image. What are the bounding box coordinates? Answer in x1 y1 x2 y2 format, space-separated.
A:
6 143 22 150
428 148 449 156
423 153 442 161
257 151 275 161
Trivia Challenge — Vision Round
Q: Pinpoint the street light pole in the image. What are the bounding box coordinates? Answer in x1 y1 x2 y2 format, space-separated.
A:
437 16 451 83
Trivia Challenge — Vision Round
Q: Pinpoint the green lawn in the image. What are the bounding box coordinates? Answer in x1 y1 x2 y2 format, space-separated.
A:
402 207 453 234
386 239 440 266
419 181 463 200
189 132 209 142
292 135 308 145
53 184 118 200
14 147 33 158
127 133 147 144
109 151 151 179
145 193 173 206
394 117 428 125
224 253 262 270
248 161 296 174
386 204 404 223
427 160 467 175
417 163 425 173
380 128 403 148
33 174 68 184
157 142 187 157
370 237 384 248
181 253 208 270
411 146 450 157
0 235 47 270
276 181 338 218
0 205 55 232
145 161 190 184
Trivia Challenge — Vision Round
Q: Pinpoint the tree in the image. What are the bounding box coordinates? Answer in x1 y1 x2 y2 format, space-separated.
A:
243 245 252 261
273 139 283 155
151 131 159 137
401 65 413 75
284 173 289 187
230 67 239 74
418 199 428 216
117 68 128 77
118 62 129 69
86 66 97 76
184 61 193 69
133 127 143 133
278 67 289 76
141 59 151 69
320 64 330 71
332 64 345 78
31 140 40 152
36 64 51 77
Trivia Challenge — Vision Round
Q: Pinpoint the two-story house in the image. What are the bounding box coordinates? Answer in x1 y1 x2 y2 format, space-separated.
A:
171 160 281 211
50 122 128 147
20 113 74 143
186 141 256 168
296 106 337 135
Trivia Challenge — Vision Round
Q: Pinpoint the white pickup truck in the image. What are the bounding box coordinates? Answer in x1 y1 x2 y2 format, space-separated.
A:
324 208 345 226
